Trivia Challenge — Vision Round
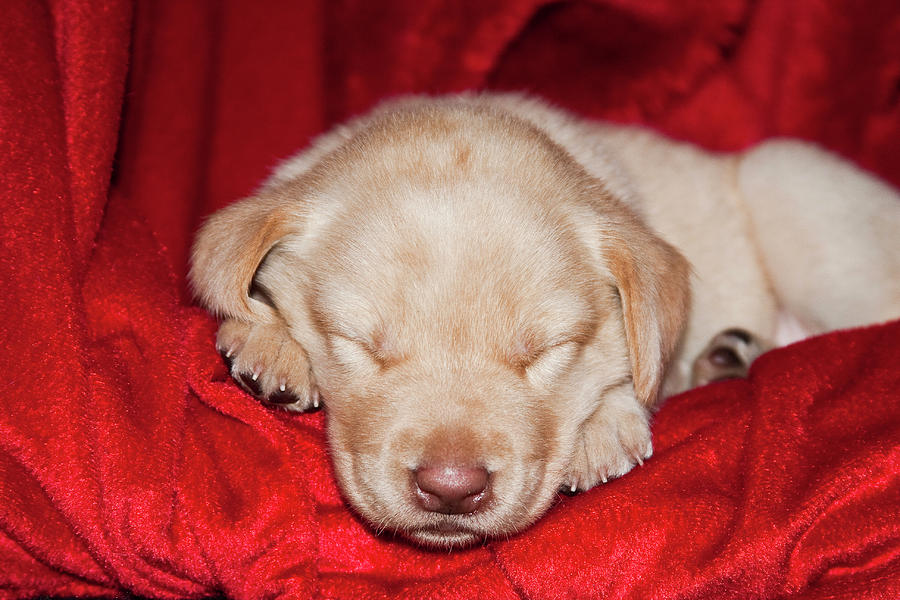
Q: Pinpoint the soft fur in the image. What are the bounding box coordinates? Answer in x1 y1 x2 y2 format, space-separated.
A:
190 93 900 548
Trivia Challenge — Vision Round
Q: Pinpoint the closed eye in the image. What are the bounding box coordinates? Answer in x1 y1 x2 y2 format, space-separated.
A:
329 332 403 370
330 334 375 368
523 341 579 385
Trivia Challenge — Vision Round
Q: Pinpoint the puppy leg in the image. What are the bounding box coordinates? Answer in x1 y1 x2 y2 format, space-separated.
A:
691 328 769 387
564 383 652 493
217 318 319 412
738 140 900 331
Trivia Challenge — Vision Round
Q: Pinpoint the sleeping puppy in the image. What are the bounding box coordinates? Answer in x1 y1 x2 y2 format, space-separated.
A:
190 93 900 548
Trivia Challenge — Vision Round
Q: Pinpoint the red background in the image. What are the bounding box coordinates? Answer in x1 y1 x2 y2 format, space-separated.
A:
1 1 898 598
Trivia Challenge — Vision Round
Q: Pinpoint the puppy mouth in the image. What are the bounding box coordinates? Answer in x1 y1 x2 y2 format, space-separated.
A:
405 523 484 548
392 512 493 548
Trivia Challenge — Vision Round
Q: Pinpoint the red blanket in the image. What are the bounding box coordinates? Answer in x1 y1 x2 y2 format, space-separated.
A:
2 1 899 598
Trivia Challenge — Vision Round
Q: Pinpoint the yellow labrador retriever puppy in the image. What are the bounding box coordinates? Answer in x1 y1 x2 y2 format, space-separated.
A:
190 93 900 548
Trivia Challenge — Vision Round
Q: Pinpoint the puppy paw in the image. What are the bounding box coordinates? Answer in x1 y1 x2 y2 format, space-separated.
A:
563 395 652 493
691 328 767 387
216 318 320 412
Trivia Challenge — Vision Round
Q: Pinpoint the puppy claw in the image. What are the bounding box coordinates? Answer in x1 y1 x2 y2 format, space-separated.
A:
219 348 235 371
238 372 263 396
559 481 580 496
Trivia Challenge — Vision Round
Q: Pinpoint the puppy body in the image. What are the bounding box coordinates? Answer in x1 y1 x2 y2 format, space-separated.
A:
190 94 900 547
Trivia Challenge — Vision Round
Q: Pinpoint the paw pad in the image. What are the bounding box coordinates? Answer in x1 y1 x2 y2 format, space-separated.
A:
691 328 767 387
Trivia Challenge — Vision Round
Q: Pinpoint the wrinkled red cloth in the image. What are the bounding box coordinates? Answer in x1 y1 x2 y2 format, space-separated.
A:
1 1 899 598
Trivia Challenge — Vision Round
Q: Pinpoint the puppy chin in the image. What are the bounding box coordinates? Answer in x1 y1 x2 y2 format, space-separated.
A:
347 494 491 549
405 524 482 549
381 514 505 549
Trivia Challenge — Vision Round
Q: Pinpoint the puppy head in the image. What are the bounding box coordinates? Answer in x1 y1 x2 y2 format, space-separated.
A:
192 99 690 547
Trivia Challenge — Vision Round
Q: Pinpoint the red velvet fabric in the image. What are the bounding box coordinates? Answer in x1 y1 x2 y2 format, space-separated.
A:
1 1 899 598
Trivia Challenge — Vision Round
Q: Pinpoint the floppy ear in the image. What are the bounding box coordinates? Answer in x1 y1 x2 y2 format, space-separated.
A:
189 191 298 323
602 203 691 407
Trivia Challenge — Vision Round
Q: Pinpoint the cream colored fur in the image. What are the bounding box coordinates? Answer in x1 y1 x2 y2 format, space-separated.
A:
190 93 900 547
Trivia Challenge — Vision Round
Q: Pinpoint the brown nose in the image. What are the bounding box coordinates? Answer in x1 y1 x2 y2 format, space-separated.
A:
414 463 490 514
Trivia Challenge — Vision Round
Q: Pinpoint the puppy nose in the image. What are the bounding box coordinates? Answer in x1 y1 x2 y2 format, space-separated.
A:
414 463 490 514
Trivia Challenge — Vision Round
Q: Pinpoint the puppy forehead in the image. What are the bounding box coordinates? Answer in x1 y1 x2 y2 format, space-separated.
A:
310 186 596 341
293 102 604 340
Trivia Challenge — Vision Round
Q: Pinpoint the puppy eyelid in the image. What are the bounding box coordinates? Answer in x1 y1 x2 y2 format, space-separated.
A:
534 339 577 358
330 332 374 353
330 332 401 369
524 340 578 383
513 337 577 370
